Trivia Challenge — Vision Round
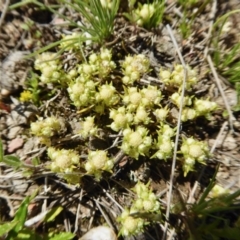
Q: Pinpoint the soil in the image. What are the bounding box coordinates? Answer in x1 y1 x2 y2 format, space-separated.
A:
0 1 240 239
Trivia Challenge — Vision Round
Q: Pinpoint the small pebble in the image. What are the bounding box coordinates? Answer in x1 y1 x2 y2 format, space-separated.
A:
79 226 117 240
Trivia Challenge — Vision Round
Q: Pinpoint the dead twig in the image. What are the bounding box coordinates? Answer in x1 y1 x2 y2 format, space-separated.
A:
0 0 10 30
207 54 236 130
162 24 188 240
94 198 115 230
74 188 83 234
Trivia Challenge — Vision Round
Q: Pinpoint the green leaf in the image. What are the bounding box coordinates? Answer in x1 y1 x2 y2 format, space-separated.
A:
29 189 39 202
0 221 18 237
22 169 34 178
222 110 229 118
197 165 219 206
47 232 75 240
13 196 30 228
3 155 23 168
0 139 3 162
44 207 63 223
14 228 42 240
32 157 40 166
61 0 119 43
7 196 30 240
224 189 240 203
211 227 240 239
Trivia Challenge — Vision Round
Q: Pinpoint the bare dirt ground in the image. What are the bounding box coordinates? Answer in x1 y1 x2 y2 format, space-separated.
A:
0 0 240 239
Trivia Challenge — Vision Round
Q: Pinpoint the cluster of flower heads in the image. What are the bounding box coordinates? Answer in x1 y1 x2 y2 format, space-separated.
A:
109 85 162 134
170 92 218 122
80 48 116 78
152 124 175 161
130 2 164 29
122 54 150 84
84 150 114 180
67 74 96 108
48 147 81 184
121 126 152 159
159 64 197 90
159 65 218 121
67 48 117 111
95 82 120 114
132 3 155 27
78 116 98 139
122 85 162 111
35 52 66 84
29 45 220 237
19 90 33 102
109 106 133 131
30 116 63 145
180 137 210 176
31 49 217 179
118 181 160 237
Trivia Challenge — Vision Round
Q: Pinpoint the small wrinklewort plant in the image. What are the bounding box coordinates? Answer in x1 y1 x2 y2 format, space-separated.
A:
28 47 218 236
118 182 161 237
125 0 165 29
